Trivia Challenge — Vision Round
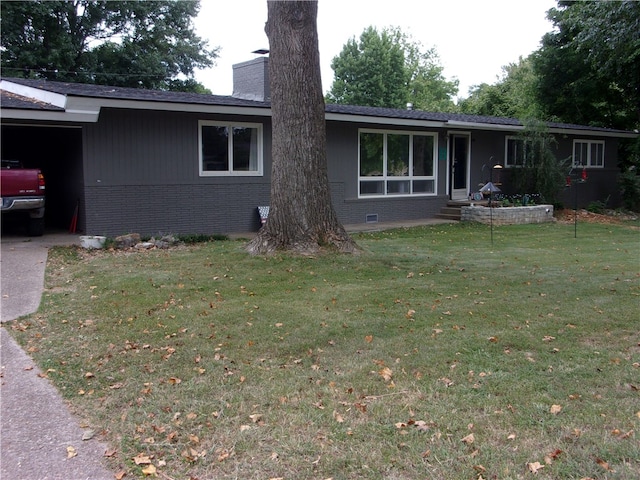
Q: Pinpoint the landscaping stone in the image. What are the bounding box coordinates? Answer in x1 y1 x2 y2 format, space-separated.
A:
114 233 141 248
461 205 555 225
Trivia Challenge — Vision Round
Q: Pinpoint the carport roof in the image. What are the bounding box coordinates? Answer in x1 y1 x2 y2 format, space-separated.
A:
1 89 64 111
1 77 637 137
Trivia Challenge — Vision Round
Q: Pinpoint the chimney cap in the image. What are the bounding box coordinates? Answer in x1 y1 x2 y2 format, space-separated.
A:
252 48 269 55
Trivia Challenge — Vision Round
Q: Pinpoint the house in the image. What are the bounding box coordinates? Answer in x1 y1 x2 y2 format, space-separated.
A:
1 57 637 237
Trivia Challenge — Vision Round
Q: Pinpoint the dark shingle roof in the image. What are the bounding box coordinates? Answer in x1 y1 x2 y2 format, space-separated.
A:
1 77 636 135
1 89 64 111
2 77 270 108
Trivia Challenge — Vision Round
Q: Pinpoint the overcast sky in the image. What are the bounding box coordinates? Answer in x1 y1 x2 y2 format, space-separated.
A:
194 0 557 100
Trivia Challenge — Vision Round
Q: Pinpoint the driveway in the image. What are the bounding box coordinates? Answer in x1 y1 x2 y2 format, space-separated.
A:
1 231 114 480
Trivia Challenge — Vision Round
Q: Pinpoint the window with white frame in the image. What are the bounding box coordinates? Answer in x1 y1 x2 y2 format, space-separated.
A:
359 129 436 197
505 136 532 167
199 121 263 176
573 140 604 168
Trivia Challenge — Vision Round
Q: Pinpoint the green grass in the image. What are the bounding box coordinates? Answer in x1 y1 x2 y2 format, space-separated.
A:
6 221 640 479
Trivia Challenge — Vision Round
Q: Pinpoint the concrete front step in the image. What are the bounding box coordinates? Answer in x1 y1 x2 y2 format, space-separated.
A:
435 199 491 221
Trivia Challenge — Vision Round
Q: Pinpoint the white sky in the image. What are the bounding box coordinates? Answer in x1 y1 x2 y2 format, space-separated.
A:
194 0 557 100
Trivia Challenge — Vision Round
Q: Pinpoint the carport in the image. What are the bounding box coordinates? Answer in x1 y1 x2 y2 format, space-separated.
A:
1 124 84 232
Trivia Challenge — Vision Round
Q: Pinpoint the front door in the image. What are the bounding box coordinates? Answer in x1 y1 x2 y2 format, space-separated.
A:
450 134 469 200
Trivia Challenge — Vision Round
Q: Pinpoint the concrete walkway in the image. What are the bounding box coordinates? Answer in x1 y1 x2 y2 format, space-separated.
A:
1 232 114 480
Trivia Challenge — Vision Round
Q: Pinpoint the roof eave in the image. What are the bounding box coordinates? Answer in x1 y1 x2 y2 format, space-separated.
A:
325 112 447 129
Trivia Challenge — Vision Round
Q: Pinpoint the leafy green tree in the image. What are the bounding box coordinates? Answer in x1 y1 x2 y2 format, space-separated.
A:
532 1 639 130
459 56 542 119
1 0 218 92
510 120 568 206
326 26 458 112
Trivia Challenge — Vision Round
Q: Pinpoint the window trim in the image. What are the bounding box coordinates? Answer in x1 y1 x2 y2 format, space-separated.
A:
573 139 605 168
198 120 264 176
504 136 531 168
358 128 438 198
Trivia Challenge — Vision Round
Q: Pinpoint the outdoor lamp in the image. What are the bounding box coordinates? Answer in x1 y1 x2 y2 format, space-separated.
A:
490 164 503 246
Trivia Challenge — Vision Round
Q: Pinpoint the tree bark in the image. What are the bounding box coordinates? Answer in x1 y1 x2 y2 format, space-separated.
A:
246 0 358 255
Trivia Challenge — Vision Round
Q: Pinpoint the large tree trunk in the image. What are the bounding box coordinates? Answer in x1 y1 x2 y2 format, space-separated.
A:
246 0 358 255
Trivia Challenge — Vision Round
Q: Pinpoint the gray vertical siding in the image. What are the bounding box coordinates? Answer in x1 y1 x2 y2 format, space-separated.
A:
83 109 272 236
78 108 625 236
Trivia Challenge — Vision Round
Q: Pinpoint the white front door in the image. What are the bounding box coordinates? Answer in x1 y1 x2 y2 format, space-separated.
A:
450 134 470 200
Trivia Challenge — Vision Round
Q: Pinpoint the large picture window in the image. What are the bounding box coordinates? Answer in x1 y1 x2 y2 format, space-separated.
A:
199 121 263 176
359 129 436 197
573 140 604 168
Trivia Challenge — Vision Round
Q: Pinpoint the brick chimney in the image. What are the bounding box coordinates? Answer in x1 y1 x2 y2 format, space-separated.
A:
232 57 270 102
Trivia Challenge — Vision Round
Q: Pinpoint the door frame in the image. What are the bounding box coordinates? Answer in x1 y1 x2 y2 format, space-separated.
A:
448 131 471 200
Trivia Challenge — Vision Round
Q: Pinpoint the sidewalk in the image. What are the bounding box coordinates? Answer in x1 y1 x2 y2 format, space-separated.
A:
1 232 114 480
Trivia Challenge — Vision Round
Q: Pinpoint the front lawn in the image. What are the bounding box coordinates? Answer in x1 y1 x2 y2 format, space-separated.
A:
6 221 639 479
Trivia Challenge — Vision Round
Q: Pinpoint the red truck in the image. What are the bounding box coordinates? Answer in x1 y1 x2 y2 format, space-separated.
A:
1 159 46 236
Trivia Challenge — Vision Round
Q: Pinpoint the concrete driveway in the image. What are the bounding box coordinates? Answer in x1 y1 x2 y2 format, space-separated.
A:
1 231 114 480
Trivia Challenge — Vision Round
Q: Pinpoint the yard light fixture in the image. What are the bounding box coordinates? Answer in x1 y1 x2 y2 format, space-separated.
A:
566 166 588 238
490 163 503 246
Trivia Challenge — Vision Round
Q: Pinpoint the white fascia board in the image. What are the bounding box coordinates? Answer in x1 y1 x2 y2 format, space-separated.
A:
0 109 99 122
446 120 639 138
325 112 447 129
92 97 272 117
0 80 67 108
549 128 638 139
446 120 522 132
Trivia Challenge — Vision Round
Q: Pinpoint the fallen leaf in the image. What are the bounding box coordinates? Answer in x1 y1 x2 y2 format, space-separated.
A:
550 404 562 415
461 433 474 444
133 453 152 465
115 471 127 480
104 448 117 457
365 335 373 343
528 461 544 473
596 458 613 471
82 430 95 441
168 377 181 385
249 414 263 423
141 464 156 476
333 410 344 423
66 446 77 458
379 367 393 382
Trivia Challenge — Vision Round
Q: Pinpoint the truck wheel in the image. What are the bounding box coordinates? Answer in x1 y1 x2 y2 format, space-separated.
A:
27 217 45 236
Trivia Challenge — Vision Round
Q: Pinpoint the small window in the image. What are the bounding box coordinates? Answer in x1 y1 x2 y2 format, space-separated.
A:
505 137 530 167
573 140 604 168
199 121 263 176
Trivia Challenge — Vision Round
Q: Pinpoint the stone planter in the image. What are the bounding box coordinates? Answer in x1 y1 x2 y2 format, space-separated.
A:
461 205 554 225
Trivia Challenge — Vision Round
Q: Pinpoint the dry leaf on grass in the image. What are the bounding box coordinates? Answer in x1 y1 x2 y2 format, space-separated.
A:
378 367 393 382
461 433 475 444
596 458 613 471
133 453 152 465
550 404 562 415
528 461 544 473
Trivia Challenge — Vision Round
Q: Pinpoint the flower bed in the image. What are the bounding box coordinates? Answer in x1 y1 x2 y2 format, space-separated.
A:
461 204 554 225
